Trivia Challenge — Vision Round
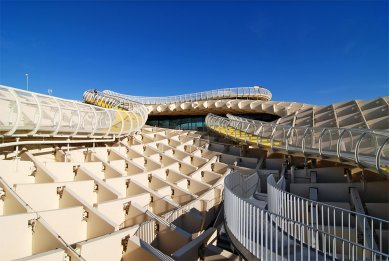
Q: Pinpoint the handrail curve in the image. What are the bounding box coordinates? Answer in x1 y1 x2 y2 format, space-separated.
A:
0 85 148 138
206 113 389 176
101 86 272 105
224 171 389 260
267 174 389 254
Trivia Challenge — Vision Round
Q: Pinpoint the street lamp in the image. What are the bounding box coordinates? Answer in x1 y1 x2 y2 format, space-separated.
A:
25 74 29 91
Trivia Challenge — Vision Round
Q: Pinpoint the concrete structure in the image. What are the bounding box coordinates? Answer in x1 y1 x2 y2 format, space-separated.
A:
0 84 388 260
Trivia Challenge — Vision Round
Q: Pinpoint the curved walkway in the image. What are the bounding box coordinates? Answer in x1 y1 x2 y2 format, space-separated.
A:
224 171 389 260
205 113 389 176
0 85 148 138
102 86 272 105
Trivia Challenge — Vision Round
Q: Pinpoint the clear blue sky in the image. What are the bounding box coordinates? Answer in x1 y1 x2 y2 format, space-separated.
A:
1 1 388 105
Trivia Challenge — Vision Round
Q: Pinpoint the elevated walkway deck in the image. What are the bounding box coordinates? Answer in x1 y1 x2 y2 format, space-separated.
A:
205 113 389 176
0 85 148 139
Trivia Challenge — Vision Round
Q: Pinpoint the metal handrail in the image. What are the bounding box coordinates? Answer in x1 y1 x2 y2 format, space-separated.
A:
226 113 388 135
205 113 389 175
83 89 146 110
0 85 148 138
100 86 272 105
224 172 389 260
83 89 148 131
132 182 224 247
267 174 389 225
267 174 389 254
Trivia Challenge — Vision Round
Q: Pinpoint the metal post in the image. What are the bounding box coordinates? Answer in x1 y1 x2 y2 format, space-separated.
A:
66 138 70 163
25 73 29 91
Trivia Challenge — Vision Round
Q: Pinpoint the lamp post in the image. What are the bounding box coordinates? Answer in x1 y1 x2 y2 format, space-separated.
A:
25 74 29 91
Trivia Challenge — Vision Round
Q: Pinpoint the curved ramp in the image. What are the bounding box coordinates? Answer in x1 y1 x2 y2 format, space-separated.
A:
205 113 389 176
224 171 389 260
102 86 272 105
0 85 147 138
82 89 149 133
84 86 318 117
